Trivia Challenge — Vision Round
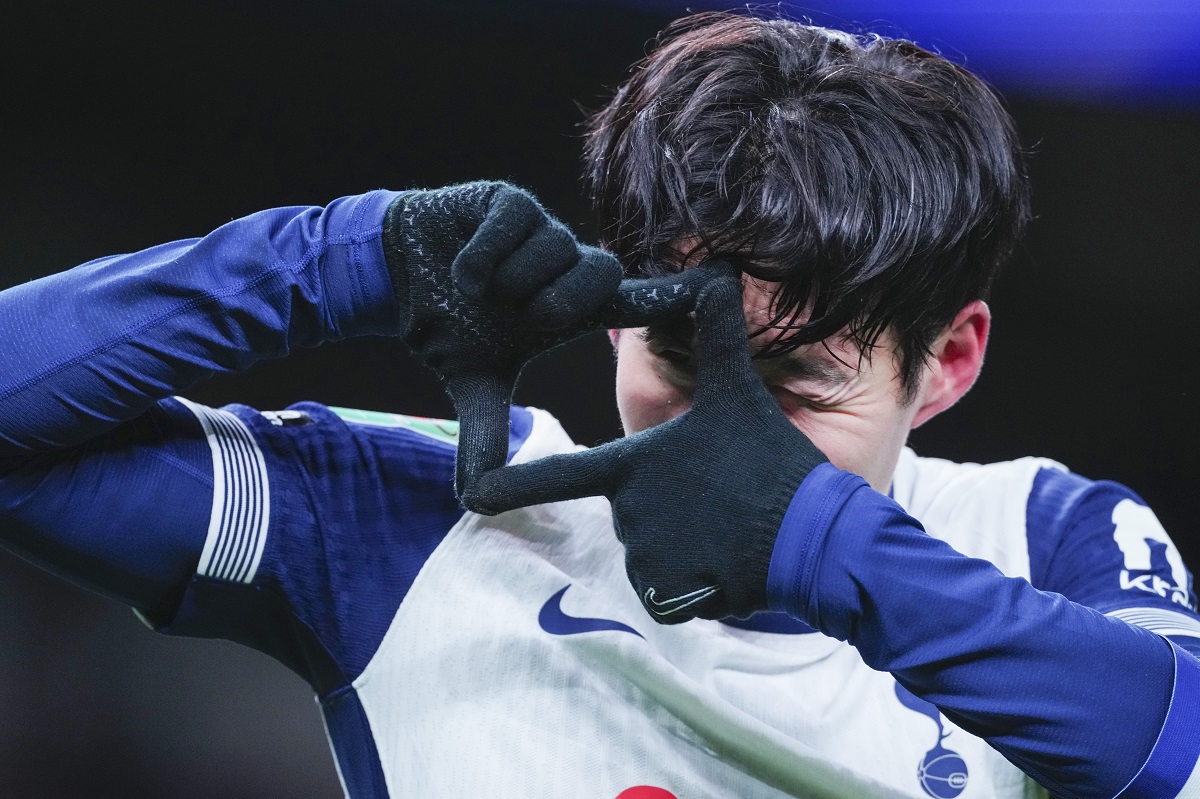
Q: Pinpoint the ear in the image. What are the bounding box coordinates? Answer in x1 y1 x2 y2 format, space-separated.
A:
910 301 990 428
607 328 620 349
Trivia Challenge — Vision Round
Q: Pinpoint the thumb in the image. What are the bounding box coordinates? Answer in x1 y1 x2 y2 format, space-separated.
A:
462 443 626 516
595 260 738 329
446 372 517 499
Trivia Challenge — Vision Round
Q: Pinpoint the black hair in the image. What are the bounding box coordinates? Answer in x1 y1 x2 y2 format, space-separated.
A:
584 12 1031 399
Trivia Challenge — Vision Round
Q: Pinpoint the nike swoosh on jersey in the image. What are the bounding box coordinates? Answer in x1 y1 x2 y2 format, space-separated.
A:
538 585 644 639
643 585 719 616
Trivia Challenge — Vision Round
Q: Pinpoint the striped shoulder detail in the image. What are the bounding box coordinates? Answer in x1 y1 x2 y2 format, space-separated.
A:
1108 607 1200 641
175 397 270 583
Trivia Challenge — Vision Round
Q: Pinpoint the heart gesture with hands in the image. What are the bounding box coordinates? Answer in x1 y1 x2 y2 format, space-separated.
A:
467 272 829 623
382 181 723 499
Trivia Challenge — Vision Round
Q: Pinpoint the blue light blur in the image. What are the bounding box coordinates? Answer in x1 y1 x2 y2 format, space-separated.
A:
588 0 1200 104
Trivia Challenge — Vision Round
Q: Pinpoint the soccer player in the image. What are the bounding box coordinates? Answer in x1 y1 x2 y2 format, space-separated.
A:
1 11 1197 799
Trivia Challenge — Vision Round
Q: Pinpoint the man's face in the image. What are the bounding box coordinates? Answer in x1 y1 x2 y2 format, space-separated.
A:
614 277 924 493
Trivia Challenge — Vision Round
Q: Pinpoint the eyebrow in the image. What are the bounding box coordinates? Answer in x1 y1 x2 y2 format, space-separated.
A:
756 348 854 387
643 319 854 387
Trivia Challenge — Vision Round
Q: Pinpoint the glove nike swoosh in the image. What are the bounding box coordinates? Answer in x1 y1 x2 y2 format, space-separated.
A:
643 585 720 617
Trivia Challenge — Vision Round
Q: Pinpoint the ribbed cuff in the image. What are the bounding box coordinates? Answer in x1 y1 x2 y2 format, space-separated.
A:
319 189 407 340
765 463 869 627
1115 643 1200 799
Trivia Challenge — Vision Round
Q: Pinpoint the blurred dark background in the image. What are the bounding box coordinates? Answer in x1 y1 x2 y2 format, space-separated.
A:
0 1 1195 796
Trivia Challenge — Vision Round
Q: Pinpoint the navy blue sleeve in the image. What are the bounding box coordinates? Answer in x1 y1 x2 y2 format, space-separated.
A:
0 187 544 707
0 397 212 615
0 190 401 466
0 191 401 616
1027 467 1200 658
767 464 1200 799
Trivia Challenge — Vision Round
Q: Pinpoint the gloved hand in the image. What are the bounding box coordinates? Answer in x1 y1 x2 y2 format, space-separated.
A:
466 271 828 622
382 181 719 498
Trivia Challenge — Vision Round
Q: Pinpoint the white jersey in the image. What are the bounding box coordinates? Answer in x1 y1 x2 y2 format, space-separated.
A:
355 408 1044 799
160 400 1199 799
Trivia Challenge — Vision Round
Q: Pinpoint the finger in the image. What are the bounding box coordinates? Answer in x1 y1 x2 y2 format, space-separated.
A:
462 444 626 516
595 259 738 329
691 274 757 408
446 372 517 498
452 186 544 300
487 222 578 303
523 245 623 330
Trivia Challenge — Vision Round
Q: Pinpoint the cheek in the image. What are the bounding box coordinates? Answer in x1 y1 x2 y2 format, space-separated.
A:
780 403 912 493
615 350 690 435
801 421 873 473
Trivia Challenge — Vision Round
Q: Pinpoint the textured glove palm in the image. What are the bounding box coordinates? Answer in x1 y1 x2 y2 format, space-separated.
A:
382 181 717 498
469 272 828 622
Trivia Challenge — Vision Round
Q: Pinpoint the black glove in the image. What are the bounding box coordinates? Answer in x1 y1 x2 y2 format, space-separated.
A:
468 271 828 622
382 181 719 498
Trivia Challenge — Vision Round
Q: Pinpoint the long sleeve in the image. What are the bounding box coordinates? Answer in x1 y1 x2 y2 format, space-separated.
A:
767 463 1200 799
0 190 402 468
0 191 402 614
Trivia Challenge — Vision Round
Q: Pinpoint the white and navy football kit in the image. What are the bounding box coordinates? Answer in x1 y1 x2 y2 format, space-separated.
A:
0 192 1197 799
